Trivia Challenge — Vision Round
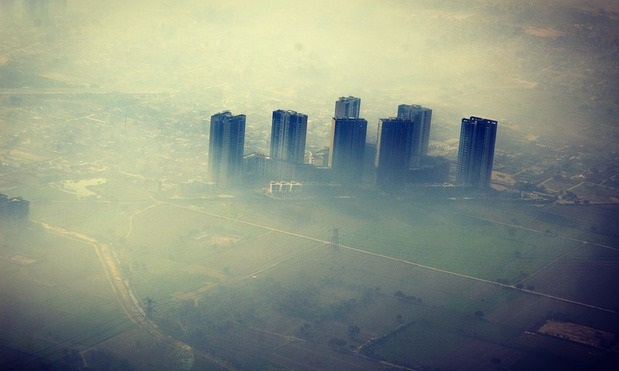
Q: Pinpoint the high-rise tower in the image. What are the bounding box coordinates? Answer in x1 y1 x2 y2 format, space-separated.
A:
334 96 361 119
270 110 308 165
329 117 368 184
208 111 246 187
397 104 432 168
375 118 416 187
456 116 498 189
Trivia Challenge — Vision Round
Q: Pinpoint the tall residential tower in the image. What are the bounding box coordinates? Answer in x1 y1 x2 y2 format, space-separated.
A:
456 116 498 189
397 104 432 168
208 111 246 187
329 117 368 184
374 117 415 187
270 110 308 165
334 96 361 119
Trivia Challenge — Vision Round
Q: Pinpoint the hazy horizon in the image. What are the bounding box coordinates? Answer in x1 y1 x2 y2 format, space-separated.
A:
2 0 618 149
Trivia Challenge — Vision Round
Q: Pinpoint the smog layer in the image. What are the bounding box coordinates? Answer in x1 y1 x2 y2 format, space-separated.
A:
1 1 619 370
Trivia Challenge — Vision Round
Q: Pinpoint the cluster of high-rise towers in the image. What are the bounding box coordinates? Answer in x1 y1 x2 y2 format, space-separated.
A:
207 96 497 191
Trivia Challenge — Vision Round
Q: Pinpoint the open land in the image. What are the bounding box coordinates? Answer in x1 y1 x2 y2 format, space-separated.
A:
2 186 618 370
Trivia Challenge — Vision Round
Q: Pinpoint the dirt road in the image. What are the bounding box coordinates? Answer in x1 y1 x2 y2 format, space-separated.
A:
33 220 237 370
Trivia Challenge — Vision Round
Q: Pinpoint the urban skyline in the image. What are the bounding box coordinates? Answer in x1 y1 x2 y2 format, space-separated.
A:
207 97 497 190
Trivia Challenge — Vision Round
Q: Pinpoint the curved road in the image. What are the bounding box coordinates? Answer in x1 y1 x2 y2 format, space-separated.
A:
33 220 237 371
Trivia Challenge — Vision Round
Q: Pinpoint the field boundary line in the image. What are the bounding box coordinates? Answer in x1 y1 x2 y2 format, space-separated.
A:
166 204 618 315
513 241 587 285
449 210 618 252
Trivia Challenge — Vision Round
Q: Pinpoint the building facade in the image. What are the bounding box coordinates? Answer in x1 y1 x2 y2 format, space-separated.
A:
328 117 367 184
456 116 498 188
334 96 361 119
396 104 432 168
208 111 246 187
375 118 416 187
270 110 308 165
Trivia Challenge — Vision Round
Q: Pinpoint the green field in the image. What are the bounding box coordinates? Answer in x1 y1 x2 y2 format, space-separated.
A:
0 227 134 369
99 194 618 370
3 193 619 370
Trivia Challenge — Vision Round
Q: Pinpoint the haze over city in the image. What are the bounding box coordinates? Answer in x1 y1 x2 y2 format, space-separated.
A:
1 1 618 370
